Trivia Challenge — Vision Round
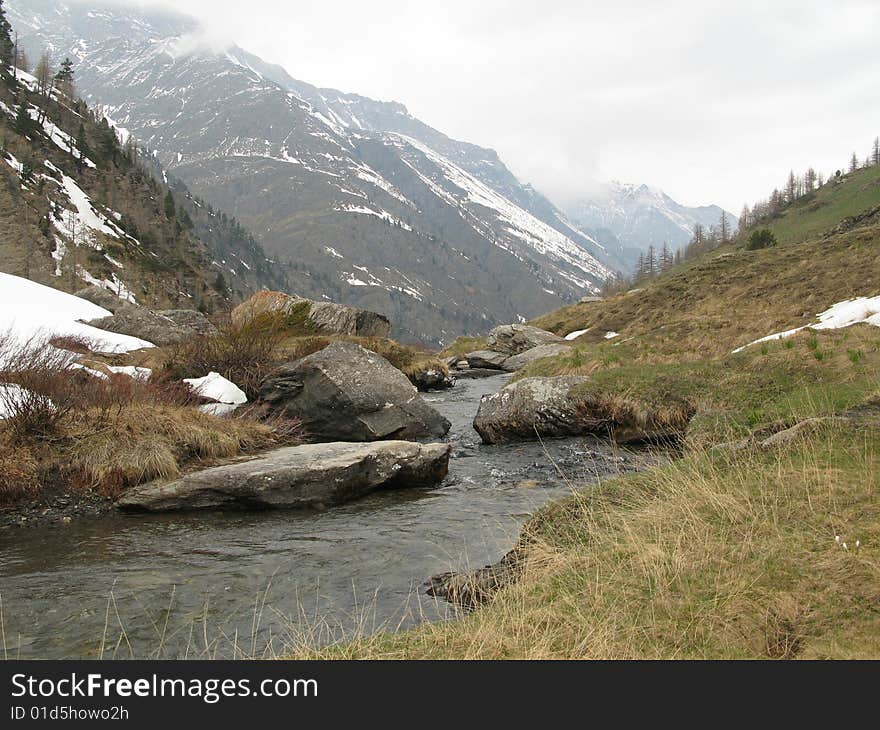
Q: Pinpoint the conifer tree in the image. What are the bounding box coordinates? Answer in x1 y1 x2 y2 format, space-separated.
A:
14 97 33 136
874 137 880 166
54 57 75 98
163 190 176 219
849 152 859 173
785 171 797 202
0 1 13 71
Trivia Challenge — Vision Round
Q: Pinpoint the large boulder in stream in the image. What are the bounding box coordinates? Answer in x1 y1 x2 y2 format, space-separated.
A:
474 376 591 444
465 350 509 370
259 342 451 441
117 441 452 512
486 324 565 356
475 375 694 445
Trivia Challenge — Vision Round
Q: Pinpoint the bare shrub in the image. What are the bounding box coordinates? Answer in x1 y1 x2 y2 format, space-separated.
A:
161 313 288 399
0 332 79 441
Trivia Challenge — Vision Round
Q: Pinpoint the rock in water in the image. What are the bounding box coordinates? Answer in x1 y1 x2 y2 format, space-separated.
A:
260 342 451 441
117 441 452 512
486 324 565 356
501 343 572 372
474 376 590 444
233 291 391 338
465 350 510 370
474 375 694 445
409 366 455 392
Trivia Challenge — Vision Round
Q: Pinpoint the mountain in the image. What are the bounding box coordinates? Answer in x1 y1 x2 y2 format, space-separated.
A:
564 182 737 273
8 0 611 345
0 45 279 311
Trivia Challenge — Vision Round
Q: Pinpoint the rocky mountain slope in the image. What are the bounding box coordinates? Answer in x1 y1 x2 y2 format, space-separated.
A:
9 0 611 345
565 181 736 272
0 46 277 309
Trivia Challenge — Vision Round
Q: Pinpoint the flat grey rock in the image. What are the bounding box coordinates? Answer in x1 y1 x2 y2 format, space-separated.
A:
117 441 451 512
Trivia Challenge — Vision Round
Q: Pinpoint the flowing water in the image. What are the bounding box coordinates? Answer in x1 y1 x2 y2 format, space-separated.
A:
0 375 658 658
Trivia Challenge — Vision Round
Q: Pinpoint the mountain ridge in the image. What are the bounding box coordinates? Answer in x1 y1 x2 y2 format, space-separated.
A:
564 180 737 273
9 0 612 345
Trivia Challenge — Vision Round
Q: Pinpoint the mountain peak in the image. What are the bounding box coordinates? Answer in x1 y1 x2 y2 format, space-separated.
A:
9 0 611 344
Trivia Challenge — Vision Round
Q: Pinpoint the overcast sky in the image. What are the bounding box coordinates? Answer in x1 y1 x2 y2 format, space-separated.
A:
142 0 879 212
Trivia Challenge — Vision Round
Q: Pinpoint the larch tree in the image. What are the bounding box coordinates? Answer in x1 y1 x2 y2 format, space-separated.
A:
719 210 730 242
15 46 28 74
804 167 817 192
785 170 798 202
35 51 52 96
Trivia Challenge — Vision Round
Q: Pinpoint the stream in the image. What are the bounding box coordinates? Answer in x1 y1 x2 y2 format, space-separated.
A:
0 375 658 658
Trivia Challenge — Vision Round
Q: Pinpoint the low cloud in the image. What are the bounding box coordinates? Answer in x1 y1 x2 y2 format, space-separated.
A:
121 0 880 210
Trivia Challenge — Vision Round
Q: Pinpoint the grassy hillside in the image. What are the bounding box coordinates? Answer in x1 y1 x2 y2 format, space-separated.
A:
292 158 880 660
760 164 880 246
530 167 880 361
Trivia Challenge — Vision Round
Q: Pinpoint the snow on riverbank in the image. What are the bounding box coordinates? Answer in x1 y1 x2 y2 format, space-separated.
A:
0 272 153 360
734 296 880 353
184 372 247 405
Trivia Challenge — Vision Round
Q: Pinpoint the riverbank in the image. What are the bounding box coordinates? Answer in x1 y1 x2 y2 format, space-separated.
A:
289 325 880 659
297 419 879 659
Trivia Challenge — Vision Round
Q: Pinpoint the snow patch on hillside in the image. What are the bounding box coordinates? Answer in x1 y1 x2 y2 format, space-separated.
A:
734 296 880 353
0 272 153 356
390 133 609 286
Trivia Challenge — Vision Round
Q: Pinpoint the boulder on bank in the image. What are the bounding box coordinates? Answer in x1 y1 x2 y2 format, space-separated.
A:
117 441 452 512
259 342 451 442
232 291 391 338
474 375 693 445
75 286 216 347
74 285 132 314
501 343 572 372
409 366 456 392
87 308 197 347
155 309 217 336
474 376 591 444
465 350 509 370
486 324 565 356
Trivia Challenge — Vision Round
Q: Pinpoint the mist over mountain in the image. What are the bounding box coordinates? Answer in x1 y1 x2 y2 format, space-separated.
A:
563 182 737 273
8 0 619 344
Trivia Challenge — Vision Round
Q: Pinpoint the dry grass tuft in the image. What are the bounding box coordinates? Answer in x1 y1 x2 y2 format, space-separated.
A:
0 333 285 505
64 403 274 497
0 444 39 503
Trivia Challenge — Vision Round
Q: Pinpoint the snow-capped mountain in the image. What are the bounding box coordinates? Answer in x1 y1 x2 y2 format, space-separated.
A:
565 182 736 273
9 0 611 344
